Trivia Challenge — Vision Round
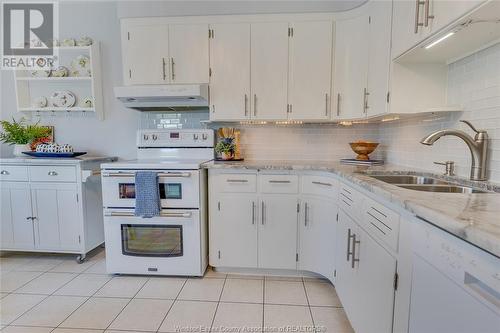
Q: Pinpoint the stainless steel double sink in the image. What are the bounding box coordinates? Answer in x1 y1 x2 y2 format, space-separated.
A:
368 174 489 194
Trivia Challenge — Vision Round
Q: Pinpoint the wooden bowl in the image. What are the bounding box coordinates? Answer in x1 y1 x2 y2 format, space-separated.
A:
349 142 379 161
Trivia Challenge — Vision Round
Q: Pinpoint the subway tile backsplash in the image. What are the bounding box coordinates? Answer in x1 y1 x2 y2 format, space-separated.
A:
140 110 209 129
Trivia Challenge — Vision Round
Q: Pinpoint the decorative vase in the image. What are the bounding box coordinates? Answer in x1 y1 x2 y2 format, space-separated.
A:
13 144 30 157
221 152 234 160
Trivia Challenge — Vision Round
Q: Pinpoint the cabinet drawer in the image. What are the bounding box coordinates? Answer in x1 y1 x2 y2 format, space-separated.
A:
362 197 400 251
301 175 338 199
338 183 363 220
0 165 28 182
260 174 298 193
217 173 257 193
29 166 77 182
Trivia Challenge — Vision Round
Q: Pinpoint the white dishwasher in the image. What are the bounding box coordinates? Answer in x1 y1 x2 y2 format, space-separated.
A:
409 220 500 333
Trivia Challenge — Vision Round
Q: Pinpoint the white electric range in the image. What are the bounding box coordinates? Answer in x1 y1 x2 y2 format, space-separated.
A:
100 129 214 276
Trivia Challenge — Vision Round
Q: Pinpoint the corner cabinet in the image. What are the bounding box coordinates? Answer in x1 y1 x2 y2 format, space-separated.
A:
0 159 112 262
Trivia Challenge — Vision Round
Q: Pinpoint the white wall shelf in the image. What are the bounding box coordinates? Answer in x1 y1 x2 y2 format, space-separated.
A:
14 43 104 121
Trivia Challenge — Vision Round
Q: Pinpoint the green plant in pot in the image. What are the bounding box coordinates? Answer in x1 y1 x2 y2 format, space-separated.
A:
0 118 52 156
215 137 235 160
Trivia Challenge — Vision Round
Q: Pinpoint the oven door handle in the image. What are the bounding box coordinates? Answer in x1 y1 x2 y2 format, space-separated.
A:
102 171 192 178
105 211 193 218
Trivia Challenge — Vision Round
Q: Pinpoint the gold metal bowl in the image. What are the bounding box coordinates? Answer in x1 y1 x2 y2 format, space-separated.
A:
349 142 379 161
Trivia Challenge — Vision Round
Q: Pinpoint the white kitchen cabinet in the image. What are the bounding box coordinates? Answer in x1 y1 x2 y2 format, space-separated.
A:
299 196 337 280
31 183 81 251
123 24 170 85
209 23 251 121
288 21 333 120
333 15 370 120
251 22 289 120
0 182 35 250
212 193 258 268
169 24 209 84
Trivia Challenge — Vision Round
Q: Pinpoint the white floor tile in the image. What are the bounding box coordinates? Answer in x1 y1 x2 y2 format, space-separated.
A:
0 293 9 299
212 302 263 333
220 279 263 303
105 331 148 333
108 298 173 331
304 282 342 307
264 281 308 305
135 277 186 300
50 259 98 274
0 326 53 333
15 272 77 295
204 267 227 279
264 305 313 331
158 300 217 333
265 276 303 282
54 274 112 297
0 294 46 325
12 295 87 327
53 329 104 333
0 257 37 272
14 257 65 272
177 278 224 301
82 260 106 274
93 276 148 298
60 297 129 330
0 271 42 292
310 307 353 333
227 274 264 280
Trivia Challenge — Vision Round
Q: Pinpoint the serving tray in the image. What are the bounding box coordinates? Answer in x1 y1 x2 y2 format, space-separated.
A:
23 151 87 158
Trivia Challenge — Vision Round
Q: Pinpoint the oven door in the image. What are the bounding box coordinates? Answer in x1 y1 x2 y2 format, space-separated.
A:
103 208 202 276
101 170 199 209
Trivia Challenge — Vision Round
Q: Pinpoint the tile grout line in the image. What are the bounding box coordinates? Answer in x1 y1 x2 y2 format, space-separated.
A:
208 273 228 333
301 278 317 332
262 276 266 333
155 277 189 333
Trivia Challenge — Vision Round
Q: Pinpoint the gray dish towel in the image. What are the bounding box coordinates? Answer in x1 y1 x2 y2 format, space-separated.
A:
134 171 160 218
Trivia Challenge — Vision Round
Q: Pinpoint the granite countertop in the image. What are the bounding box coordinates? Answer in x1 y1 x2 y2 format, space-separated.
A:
0 156 117 165
203 160 500 258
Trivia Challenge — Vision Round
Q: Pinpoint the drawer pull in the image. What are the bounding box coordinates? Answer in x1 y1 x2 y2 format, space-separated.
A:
340 192 353 202
370 221 387 235
347 228 353 261
269 180 291 184
367 211 392 230
370 206 387 218
312 181 332 187
352 233 360 269
341 199 352 207
0 170 9 175
226 179 248 183
48 171 58 176
342 187 352 195
102 172 191 178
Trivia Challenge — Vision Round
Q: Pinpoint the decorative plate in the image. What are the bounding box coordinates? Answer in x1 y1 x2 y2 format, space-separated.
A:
23 151 87 158
61 38 76 47
70 55 91 77
32 96 48 108
81 97 93 108
76 36 93 46
31 69 51 77
51 66 69 77
49 91 76 108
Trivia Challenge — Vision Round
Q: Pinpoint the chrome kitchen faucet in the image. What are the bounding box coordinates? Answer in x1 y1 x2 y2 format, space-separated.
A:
420 120 489 181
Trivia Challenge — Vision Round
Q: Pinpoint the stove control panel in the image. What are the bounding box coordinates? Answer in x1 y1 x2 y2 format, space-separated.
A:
137 129 214 148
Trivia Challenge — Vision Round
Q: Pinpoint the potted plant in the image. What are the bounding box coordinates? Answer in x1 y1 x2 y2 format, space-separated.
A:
0 118 52 156
215 137 235 160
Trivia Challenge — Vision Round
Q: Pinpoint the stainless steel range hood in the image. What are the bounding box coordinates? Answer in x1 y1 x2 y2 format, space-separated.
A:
114 85 209 111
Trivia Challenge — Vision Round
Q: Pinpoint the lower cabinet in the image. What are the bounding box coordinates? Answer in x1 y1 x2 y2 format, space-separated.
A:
336 210 397 333
31 183 81 251
299 196 337 280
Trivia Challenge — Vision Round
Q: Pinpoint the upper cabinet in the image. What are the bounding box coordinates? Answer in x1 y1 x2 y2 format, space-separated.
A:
122 22 209 85
250 22 290 121
209 23 251 121
288 21 333 121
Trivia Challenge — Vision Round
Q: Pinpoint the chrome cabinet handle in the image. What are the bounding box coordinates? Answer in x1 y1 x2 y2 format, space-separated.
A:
325 93 329 116
347 228 353 261
106 211 192 218
226 179 248 183
261 201 265 225
162 57 166 80
170 57 175 81
252 201 256 225
351 233 360 269
414 0 425 33
304 202 309 226
244 94 248 116
424 0 434 27
336 93 341 116
312 181 332 187
269 180 291 184
102 172 191 178
363 88 370 114
48 171 58 176
253 94 257 116
0 170 9 175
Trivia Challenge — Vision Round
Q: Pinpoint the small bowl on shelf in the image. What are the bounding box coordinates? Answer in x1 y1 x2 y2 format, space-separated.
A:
349 141 379 161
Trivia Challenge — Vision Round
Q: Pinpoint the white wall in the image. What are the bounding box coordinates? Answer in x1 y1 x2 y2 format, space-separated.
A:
379 43 500 182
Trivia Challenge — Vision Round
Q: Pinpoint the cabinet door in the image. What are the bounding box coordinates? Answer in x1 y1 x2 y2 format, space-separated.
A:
259 195 298 270
123 24 169 85
212 193 258 268
333 15 369 120
367 1 392 117
169 24 209 84
0 182 34 249
31 183 81 251
288 21 333 120
391 0 426 59
354 228 397 333
251 22 289 120
299 196 337 280
429 0 484 35
209 23 251 121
